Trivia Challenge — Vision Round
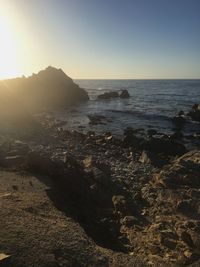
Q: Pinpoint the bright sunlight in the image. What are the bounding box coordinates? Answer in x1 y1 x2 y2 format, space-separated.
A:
0 9 21 79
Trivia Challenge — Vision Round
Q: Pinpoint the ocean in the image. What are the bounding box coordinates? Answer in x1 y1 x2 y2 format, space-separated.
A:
54 79 200 136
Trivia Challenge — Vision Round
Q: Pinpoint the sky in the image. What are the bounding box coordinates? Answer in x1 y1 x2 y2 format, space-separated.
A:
0 0 200 79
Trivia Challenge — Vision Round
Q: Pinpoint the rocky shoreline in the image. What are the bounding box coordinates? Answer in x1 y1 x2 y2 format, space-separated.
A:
0 68 200 266
0 109 200 266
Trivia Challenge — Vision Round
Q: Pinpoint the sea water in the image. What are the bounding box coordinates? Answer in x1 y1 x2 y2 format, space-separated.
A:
54 79 200 136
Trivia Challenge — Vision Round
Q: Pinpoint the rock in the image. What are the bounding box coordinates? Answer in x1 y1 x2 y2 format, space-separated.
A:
160 237 177 250
140 136 187 156
121 216 138 227
123 128 145 148
160 229 178 240
112 195 127 214
154 150 200 188
26 152 56 176
181 231 194 247
3 66 89 110
2 155 26 169
172 115 186 125
176 200 194 214
97 91 119 100
119 90 130 98
188 103 200 122
147 129 157 137
178 111 185 116
170 131 184 140
0 253 11 264
139 151 151 164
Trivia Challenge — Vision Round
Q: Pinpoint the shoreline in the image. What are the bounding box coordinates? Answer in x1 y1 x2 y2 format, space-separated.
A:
0 112 200 266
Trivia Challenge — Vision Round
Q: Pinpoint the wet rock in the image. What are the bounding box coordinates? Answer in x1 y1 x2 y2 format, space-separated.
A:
178 111 185 116
147 129 157 137
188 104 200 122
119 89 130 98
170 131 184 140
123 128 145 148
97 91 119 100
172 115 186 125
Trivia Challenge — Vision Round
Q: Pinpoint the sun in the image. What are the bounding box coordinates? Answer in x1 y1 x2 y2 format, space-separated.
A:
0 10 22 79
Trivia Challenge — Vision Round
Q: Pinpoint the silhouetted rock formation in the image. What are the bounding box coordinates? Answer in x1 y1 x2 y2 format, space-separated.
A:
188 104 200 122
3 66 89 110
0 82 38 132
119 89 130 98
98 91 119 100
97 89 130 100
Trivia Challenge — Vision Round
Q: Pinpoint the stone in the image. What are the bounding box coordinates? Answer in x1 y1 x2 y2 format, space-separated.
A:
140 136 187 156
154 150 200 188
112 195 127 214
3 66 89 109
0 253 11 263
119 89 130 98
188 103 200 122
139 150 151 164
121 216 138 227
181 231 194 247
97 91 119 100
147 129 157 136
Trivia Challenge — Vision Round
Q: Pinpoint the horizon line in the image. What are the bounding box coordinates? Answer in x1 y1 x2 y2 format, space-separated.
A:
74 78 200 80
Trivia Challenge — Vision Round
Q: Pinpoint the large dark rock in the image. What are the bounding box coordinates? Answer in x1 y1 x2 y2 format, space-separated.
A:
119 89 130 98
140 136 187 156
154 150 200 187
97 91 119 100
3 66 89 110
188 104 200 122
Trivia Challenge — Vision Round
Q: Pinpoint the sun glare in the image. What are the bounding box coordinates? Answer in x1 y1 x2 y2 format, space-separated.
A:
0 10 21 79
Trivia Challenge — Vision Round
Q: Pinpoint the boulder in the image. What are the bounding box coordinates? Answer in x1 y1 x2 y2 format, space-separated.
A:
140 136 187 156
154 150 200 188
97 91 119 100
3 66 89 110
112 195 127 214
119 89 130 98
188 104 200 122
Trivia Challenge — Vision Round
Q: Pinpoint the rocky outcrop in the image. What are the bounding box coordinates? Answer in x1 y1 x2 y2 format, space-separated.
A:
3 66 89 110
98 91 119 100
97 89 130 100
119 89 130 98
123 128 187 166
188 104 200 122
154 150 200 188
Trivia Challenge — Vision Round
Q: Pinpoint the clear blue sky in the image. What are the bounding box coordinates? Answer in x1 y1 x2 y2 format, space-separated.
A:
0 0 200 79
